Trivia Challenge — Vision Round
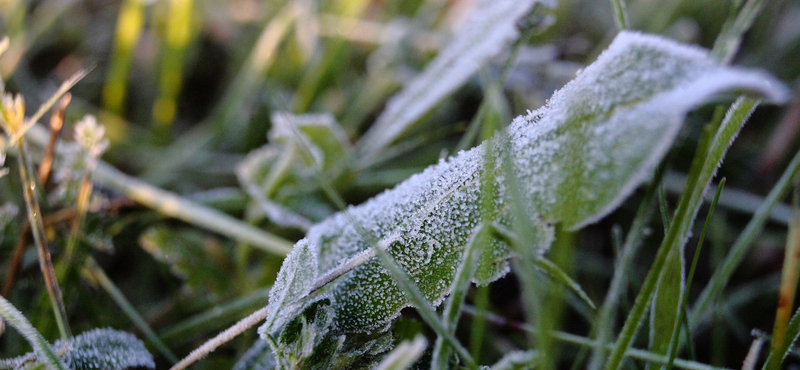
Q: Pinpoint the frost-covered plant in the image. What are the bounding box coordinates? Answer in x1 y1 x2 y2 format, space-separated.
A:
237 31 787 369
50 115 109 206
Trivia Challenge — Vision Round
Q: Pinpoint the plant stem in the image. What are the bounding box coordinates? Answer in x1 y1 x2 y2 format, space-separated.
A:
763 182 800 370
169 306 269 370
16 140 71 340
25 122 294 256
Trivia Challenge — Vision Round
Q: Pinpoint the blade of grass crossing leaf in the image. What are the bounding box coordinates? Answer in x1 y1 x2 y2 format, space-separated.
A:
763 183 800 370
588 165 663 370
103 0 145 114
0 295 68 370
649 238 685 366
604 97 758 370
665 179 726 370
284 117 478 369
431 224 489 369
609 0 630 30
433 75 504 369
82 257 179 364
470 285 490 363
498 143 557 370
490 223 596 311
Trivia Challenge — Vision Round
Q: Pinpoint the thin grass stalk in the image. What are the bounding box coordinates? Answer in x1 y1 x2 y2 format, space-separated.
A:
432 75 506 368
152 0 194 138
463 306 731 370
15 141 71 339
691 146 800 329
0 295 67 370
81 257 179 364
63 177 91 263
103 0 144 114
431 224 488 369
159 288 271 345
469 285 489 363
603 97 757 370
609 0 630 30
27 122 294 255
169 307 269 370
588 165 663 370
664 179 726 370
762 183 800 370
761 303 800 367
711 0 768 64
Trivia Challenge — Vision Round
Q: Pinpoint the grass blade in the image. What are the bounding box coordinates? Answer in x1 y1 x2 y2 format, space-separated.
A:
0 295 67 370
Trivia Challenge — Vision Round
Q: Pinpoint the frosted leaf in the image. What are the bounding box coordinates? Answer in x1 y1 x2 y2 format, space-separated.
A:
237 112 351 229
232 340 276 370
489 350 538 370
0 328 155 370
260 240 319 335
358 0 542 156
55 328 155 370
266 31 787 337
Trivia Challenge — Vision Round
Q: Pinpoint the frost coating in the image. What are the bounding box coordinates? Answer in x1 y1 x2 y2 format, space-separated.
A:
358 0 541 156
57 328 155 370
265 31 788 336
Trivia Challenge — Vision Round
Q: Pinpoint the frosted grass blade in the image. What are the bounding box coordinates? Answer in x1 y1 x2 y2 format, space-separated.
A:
357 0 541 157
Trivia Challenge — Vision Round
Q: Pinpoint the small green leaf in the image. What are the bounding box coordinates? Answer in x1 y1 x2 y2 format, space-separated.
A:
232 340 276 370
237 113 352 229
139 226 235 295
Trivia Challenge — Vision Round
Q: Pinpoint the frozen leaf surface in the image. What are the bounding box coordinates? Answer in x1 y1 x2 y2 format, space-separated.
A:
58 328 155 370
358 0 542 156
264 31 787 338
2 328 155 370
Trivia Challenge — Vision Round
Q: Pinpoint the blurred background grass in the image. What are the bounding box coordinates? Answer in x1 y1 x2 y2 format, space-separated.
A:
0 0 799 368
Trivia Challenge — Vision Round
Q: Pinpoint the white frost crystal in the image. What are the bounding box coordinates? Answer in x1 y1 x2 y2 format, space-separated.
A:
262 31 788 338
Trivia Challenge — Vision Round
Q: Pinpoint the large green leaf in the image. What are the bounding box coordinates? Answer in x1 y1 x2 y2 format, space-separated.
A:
261 29 787 356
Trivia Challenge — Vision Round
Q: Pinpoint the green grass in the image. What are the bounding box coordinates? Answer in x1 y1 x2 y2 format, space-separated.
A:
0 0 799 369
